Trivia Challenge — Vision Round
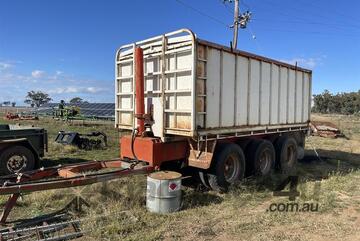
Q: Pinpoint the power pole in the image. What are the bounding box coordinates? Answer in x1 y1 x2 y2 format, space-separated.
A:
232 0 240 49
224 0 252 50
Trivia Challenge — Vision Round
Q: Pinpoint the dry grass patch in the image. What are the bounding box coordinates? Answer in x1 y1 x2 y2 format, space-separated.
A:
0 114 359 240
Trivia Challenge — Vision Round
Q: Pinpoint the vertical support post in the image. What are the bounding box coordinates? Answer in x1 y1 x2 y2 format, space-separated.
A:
232 0 240 50
135 47 145 135
0 193 20 224
160 35 167 140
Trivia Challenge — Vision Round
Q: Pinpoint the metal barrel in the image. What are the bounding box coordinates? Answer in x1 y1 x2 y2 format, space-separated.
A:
146 171 182 214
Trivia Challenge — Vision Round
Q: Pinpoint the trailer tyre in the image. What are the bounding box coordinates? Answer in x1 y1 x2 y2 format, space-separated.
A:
275 137 298 174
0 146 35 175
207 144 245 192
246 139 275 176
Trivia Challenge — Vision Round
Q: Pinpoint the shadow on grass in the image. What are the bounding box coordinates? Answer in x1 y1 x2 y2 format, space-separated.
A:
298 149 360 178
182 191 223 209
249 149 360 191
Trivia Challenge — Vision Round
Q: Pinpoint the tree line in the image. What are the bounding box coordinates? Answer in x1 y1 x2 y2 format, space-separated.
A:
23 91 87 107
312 90 360 115
0 91 87 108
0 101 16 107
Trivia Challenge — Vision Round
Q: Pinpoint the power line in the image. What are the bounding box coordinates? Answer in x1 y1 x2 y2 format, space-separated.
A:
252 18 360 33
296 0 360 24
254 27 360 38
218 0 233 15
257 0 360 29
241 0 251 10
174 0 230 27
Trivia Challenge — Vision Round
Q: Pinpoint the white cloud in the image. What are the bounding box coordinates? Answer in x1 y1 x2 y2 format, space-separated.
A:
0 61 112 103
280 56 325 69
0 61 16 72
48 87 79 94
86 87 101 93
48 86 106 94
0 62 12 70
31 70 46 78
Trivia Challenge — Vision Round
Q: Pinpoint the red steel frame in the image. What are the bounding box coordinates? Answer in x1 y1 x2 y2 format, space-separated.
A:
0 159 153 224
120 136 189 167
134 47 145 135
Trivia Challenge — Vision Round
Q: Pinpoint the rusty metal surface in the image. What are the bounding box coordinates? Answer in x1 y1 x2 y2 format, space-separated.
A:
0 159 153 224
4 112 38 121
149 171 182 180
310 121 345 138
120 135 188 167
0 165 151 195
187 138 216 169
0 194 20 224
188 150 214 169
0 211 83 241
135 47 145 135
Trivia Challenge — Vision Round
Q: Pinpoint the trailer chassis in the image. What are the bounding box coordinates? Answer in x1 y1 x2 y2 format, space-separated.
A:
0 159 153 225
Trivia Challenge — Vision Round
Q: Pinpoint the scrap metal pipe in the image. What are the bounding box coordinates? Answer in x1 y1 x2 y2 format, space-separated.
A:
0 159 153 224
135 47 145 135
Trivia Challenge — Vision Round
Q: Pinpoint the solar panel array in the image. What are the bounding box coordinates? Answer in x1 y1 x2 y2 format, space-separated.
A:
38 103 115 118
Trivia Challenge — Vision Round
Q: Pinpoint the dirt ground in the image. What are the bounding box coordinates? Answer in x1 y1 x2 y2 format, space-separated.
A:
0 114 359 241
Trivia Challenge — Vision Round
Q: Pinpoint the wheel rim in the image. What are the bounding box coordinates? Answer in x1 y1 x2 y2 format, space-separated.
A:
259 149 272 174
286 145 296 167
224 154 239 182
7 155 28 173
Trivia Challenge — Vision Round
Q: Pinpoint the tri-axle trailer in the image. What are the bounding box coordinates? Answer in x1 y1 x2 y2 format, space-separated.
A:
0 29 312 224
116 29 312 191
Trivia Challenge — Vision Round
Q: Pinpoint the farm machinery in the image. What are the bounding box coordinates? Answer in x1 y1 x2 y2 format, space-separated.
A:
52 105 80 121
55 131 108 150
4 112 38 121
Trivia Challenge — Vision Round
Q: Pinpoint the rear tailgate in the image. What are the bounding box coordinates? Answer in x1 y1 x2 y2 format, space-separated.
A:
115 29 196 138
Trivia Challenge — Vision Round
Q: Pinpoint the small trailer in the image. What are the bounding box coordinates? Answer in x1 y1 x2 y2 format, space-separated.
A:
116 29 312 191
0 124 47 175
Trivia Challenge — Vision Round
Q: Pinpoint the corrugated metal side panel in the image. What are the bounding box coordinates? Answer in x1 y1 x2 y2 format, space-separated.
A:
303 72 310 122
205 48 221 128
249 59 260 125
270 64 279 124
279 67 288 124
295 71 303 123
260 62 271 125
236 56 249 126
203 42 312 134
288 69 296 123
221 52 236 126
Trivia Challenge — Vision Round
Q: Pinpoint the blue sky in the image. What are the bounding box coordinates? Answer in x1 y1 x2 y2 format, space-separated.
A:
1 0 359 105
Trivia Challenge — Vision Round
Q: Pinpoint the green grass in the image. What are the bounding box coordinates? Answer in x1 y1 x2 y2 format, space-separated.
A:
0 115 359 241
